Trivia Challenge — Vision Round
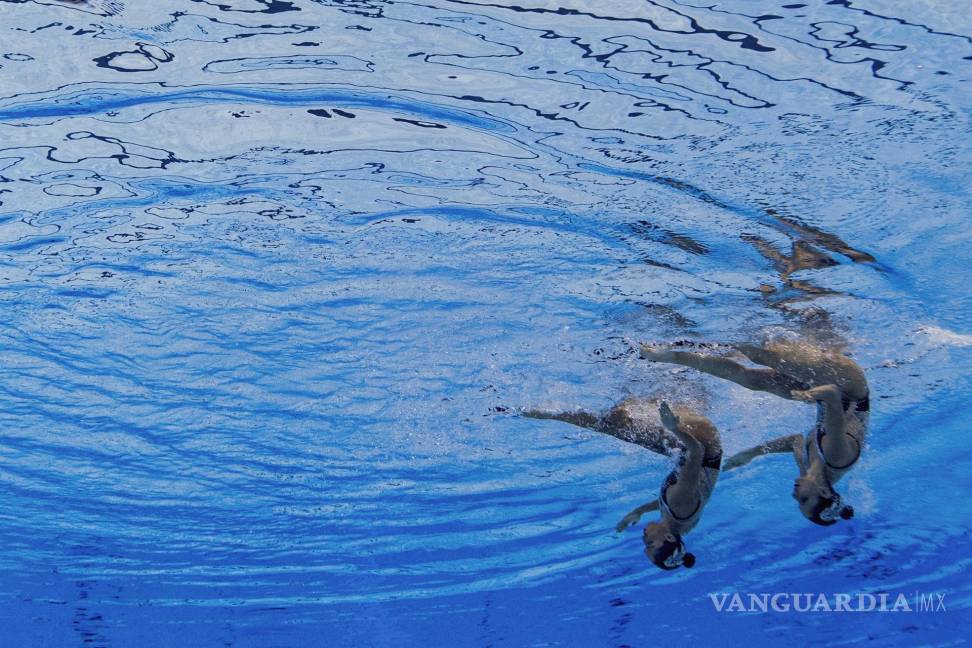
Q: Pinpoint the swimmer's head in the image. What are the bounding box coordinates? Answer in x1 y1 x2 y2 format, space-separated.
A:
643 522 695 570
792 477 854 526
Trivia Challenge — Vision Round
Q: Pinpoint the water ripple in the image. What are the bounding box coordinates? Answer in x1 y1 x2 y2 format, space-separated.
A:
0 0 970 645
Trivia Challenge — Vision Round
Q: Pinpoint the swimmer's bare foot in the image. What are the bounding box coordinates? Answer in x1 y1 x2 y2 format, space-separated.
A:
521 408 555 420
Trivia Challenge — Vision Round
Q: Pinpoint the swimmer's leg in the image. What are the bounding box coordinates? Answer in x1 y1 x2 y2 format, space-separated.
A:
524 404 674 456
734 342 833 387
641 345 803 400
734 343 800 372
600 400 677 456
736 343 867 397
521 409 600 430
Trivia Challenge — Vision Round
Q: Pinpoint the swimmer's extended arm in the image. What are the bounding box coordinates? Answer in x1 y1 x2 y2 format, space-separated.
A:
722 434 804 471
616 499 660 532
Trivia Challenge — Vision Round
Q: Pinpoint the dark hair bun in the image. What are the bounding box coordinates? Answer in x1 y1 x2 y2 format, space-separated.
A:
840 505 854 520
682 553 696 568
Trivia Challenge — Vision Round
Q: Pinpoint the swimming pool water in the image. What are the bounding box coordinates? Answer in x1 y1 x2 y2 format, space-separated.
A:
0 0 970 645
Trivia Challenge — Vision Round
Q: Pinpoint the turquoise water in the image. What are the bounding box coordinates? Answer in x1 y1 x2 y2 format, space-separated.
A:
0 0 970 645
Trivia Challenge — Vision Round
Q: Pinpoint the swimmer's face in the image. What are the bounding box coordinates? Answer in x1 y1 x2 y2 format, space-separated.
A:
792 477 832 520
642 521 676 551
643 522 686 569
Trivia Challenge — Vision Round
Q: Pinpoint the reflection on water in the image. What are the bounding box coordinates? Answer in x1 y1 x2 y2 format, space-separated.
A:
0 0 970 645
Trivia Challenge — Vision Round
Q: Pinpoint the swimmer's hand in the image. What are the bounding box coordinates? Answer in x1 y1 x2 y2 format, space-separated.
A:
616 499 660 532
791 385 842 405
659 400 680 431
616 510 643 532
790 389 816 403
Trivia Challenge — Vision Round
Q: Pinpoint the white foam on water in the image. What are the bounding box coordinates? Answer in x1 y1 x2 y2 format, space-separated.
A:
917 325 972 347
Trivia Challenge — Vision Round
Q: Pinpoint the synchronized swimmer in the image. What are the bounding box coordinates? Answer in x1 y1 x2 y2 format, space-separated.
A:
524 336 871 568
524 399 721 570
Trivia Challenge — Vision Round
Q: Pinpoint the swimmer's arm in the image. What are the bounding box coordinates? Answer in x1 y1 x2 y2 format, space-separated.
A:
616 499 660 532
659 402 703 516
722 434 804 471
791 385 849 456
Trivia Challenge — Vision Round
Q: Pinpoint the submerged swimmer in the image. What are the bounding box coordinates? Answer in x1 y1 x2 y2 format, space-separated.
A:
524 399 722 570
640 338 869 526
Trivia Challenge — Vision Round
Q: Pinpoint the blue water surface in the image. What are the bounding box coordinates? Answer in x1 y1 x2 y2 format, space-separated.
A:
0 0 970 645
